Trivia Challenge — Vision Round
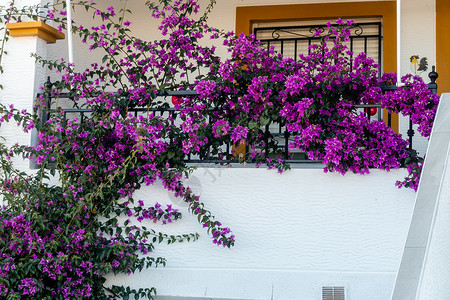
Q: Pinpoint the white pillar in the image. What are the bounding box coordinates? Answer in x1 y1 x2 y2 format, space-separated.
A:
66 0 74 65
0 1 50 170
398 0 436 156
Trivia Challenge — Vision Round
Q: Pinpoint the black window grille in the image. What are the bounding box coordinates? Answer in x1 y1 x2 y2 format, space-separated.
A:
254 22 382 74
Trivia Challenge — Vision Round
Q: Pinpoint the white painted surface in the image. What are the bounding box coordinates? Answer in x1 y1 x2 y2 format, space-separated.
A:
65 0 74 65
398 0 436 157
392 93 450 300
118 269 396 300
106 167 415 299
0 1 48 206
0 33 47 169
417 142 450 299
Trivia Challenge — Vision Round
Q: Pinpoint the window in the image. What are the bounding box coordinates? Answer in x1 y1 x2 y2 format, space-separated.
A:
236 1 398 132
253 19 382 74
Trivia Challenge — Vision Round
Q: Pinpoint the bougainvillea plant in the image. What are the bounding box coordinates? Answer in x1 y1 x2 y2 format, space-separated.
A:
0 0 439 298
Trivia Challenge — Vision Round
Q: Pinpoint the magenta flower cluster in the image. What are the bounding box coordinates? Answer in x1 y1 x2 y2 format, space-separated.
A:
0 0 439 298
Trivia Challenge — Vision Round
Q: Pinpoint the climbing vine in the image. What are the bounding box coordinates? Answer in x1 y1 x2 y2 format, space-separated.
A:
0 0 439 298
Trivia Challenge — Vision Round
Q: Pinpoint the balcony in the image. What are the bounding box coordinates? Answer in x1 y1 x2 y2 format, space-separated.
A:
0 1 446 299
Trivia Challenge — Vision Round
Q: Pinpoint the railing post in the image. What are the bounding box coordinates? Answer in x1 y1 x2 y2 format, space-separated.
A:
284 129 290 160
30 77 53 169
43 76 53 122
407 119 414 150
428 65 438 94
407 67 438 150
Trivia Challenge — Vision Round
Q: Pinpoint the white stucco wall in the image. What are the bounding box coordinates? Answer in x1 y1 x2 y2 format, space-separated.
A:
106 167 415 300
0 31 47 170
392 93 450 300
416 112 450 300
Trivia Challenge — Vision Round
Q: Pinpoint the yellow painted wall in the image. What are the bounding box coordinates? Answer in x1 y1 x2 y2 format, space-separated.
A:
437 0 450 94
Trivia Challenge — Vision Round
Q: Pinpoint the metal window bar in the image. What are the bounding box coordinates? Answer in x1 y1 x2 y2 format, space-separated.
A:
254 22 383 74
255 19 436 158
38 69 438 165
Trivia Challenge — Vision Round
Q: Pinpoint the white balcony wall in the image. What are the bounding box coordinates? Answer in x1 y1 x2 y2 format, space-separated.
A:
106 167 415 300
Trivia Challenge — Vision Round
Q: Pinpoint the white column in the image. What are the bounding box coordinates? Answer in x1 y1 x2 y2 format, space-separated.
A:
66 0 74 65
399 0 436 156
0 1 49 170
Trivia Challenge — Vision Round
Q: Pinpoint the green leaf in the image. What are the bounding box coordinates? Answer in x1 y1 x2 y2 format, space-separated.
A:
260 116 270 126
248 120 258 129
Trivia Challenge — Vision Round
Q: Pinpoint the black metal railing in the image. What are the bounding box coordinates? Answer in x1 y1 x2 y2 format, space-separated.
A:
37 85 236 164
37 69 438 165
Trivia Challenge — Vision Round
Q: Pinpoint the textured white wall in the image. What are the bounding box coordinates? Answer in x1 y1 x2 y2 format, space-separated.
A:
417 143 450 299
0 34 47 169
392 93 450 300
0 0 49 131
106 167 415 300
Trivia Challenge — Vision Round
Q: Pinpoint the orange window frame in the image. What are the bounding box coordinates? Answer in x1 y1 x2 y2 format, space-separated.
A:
235 1 398 132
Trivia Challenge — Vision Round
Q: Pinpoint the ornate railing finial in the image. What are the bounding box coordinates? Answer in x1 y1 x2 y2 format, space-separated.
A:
42 77 53 123
44 76 53 91
429 65 438 84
